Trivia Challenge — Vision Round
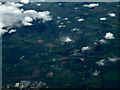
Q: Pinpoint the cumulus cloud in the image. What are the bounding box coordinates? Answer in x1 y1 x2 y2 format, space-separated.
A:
83 3 99 8
82 46 91 51
58 3 62 6
0 29 8 35
108 13 116 17
0 3 23 27
37 11 52 22
60 37 73 43
37 4 41 6
108 57 120 62
23 16 33 22
58 22 65 28
64 37 72 43
23 10 38 19
77 18 84 22
63 18 68 21
98 39 107 44
105 32 115 39
8 29 16 34
22 22 33 26
96 59 105 66
6 2 23 7
93 70 100 76
14 3 23 7
100 17 107 21
22 16 33 26
71 28 79 31
23 10 52 22
0 3 52 35
57 16 61 19
20 0 30 4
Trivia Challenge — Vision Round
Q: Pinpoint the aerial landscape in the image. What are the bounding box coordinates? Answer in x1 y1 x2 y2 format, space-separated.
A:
0 0 120 89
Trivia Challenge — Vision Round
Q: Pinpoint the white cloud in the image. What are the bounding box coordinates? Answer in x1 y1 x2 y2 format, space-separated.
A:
64 37 72 42
0 3 52 35
60 37 73 43
105 32 115 39
20 0 30 4
22 22 33 26
0 3 23 27
93 70 100 76
23 16 33 23
83 3 99 8
15 3 24 7
0 29 8 35
6 2 23 7
108 57 120 62
23 10 52 22
22 16 33 26
81 58 84 61
77 18 84 22
58 3 62 6
37 11 52 22
57 16 61 19
37 4 41 6
96 59 105 66
23 10 39 19
71 28 79 31
74 7 78 10
63 18 68 21
100 17 107 21
67 21 71 23
58 25 65 28
82 46 91 51
94 42 97 45
8 29 16 34
98 39 107 44
108 13 116 17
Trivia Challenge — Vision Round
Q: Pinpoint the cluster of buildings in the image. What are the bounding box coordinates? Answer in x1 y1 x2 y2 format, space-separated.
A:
3 80 47 89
